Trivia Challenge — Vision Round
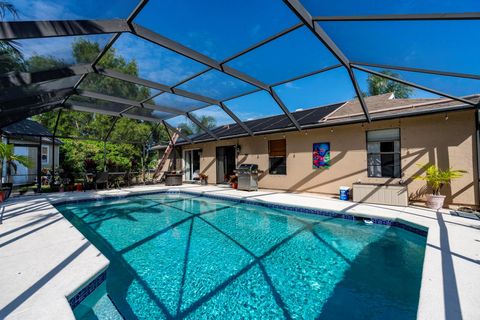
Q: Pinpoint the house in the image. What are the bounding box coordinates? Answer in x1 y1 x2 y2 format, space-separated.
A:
0 119 61 186
171 93 480 208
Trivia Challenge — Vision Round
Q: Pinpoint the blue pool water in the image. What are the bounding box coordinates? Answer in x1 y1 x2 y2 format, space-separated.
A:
57 193 426 319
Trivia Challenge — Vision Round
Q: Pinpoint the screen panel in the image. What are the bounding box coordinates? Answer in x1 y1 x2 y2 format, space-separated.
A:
78 73 158 102
223 90 285 121
165 115 204 138
358 66 480 98
110 117 155 143
5 0 139 21
190 105 236 128
321 20 480 75
274 67 356 112
55 109 114 140
225 27 338 84
2 35 111 74
302 0 480 16
100 33 209 86
134 0 299 60
151 93 208 112
177 69 256 101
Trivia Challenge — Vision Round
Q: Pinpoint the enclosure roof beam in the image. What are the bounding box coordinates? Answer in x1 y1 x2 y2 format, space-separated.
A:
0 65 93 88
129 22 302 129
163 120 193 144
350 61 480 81
313 12 480 22
269 89 302 130
0 19 129 40
76 90 185 115
96 68 219 105
66 101 120 117
65 0 149 105
186 113 219 140
94 69 253 136
1 88 75 111
219 102 253 136
282 0 371 122
351 65 478 106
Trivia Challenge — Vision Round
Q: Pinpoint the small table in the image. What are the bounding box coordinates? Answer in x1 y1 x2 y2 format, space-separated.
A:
165 173 182 186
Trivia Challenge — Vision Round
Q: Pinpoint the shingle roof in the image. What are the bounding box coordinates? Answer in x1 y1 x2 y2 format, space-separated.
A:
1 119 62 144
172 93 480 145
1 119 53 137
186 102 344 142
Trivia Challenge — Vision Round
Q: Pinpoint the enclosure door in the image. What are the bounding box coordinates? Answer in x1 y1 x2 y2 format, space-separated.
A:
12 146 29 185
183 149 200 181
216 146 236 184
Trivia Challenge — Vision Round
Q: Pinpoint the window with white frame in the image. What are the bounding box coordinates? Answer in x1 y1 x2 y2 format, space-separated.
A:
367 128 401 178
41 145 49 164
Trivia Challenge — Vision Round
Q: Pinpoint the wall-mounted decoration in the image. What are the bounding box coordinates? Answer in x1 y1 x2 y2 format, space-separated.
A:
313 142 330 169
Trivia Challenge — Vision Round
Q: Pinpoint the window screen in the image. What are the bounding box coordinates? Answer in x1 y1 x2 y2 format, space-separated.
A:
269 139 287 175
367 129 401 178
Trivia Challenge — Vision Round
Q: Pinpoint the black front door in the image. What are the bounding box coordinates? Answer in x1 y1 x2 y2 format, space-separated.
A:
216 146 236 184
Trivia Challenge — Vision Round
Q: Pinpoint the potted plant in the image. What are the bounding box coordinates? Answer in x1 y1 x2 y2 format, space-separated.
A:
199 173 208 185
414 164 466 210
0 142 32 202
229 175 238 189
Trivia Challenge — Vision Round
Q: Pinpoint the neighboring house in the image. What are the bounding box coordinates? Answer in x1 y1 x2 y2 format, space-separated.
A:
0 119 61 186
168 93 480 208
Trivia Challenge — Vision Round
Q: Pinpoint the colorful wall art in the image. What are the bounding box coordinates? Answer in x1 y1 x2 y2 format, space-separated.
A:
313 142 330 169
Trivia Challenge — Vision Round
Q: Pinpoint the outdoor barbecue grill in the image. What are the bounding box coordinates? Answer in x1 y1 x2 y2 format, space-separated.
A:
235 164 259 191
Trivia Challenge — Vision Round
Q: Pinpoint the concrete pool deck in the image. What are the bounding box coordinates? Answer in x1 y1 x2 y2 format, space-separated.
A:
0 184 479 319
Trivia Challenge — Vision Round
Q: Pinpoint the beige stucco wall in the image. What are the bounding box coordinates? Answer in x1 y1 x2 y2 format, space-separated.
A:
183 110 478 207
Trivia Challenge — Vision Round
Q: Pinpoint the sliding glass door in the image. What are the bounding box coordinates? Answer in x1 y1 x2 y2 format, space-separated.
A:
183 149 200 181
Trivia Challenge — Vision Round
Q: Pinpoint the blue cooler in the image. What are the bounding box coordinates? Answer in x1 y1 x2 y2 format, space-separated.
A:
339 186 350 201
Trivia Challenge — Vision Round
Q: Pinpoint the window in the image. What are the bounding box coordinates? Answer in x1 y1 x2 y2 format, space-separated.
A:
41 145 49 164
269 139 287 175
367 129 401 178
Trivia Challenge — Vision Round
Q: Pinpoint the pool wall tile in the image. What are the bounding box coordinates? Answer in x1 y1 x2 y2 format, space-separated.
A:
54 190 427 237
68 270 107 310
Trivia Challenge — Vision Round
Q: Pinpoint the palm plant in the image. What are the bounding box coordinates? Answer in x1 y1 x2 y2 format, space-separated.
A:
414 164 466 195
0 142 32 189
0 2 24 73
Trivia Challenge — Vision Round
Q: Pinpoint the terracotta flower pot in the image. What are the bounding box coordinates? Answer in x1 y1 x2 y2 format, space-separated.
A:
426 194 446 210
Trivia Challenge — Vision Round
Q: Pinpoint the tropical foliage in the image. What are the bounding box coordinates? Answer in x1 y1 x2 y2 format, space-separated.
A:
414 164 466 195
364 70 413 99
177 115 217 136
0 142 32 188
29 39 170 177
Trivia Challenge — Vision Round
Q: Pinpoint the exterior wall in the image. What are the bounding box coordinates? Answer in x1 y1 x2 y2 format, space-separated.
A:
183 110 478 207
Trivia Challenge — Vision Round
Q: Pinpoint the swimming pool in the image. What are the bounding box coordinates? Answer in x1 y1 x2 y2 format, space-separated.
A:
57 192 426 319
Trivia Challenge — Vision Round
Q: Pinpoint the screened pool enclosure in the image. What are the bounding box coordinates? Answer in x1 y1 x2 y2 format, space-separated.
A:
1 0 480 147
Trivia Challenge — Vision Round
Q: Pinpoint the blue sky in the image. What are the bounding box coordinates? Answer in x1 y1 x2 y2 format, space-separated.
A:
7 0 480 125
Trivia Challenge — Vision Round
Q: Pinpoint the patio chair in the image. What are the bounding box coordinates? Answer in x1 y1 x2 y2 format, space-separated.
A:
95 172 109 190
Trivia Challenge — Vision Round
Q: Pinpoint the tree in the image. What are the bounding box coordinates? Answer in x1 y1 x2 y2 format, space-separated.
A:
0 142 32 189
27 55 67 72
176 115 217 136
0 2 24 73
31 39 169 177
365 70 413 99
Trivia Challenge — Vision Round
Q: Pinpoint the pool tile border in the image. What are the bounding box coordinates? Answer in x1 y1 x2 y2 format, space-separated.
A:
54 190 428 237
67 270 107 310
